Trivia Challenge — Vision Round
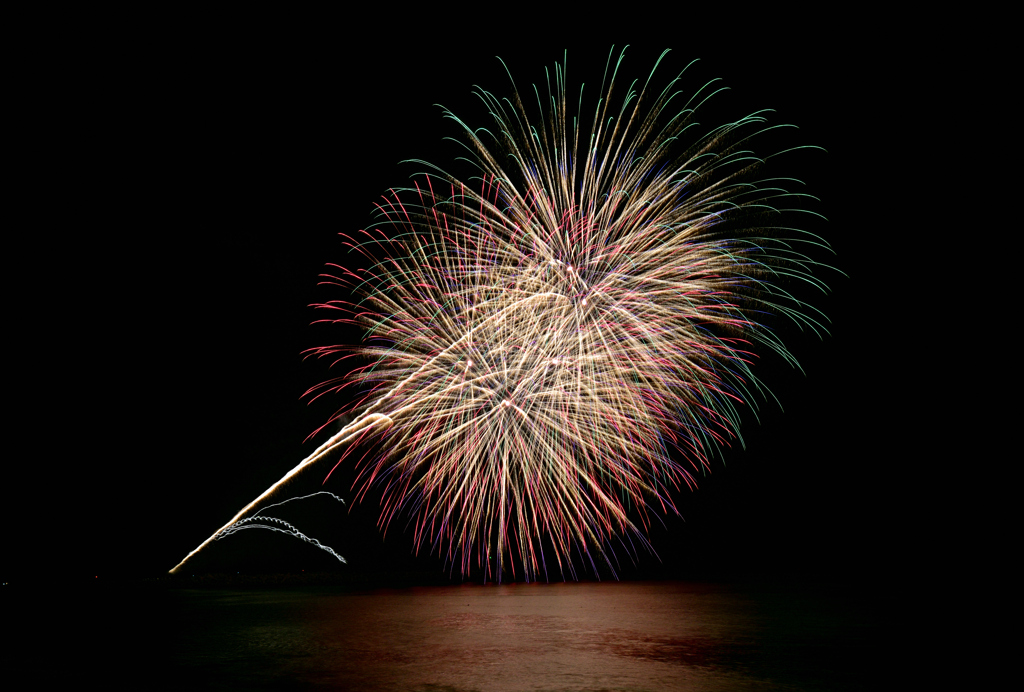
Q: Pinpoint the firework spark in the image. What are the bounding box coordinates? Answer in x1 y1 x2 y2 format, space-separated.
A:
170 48 831 580
215 492 348 565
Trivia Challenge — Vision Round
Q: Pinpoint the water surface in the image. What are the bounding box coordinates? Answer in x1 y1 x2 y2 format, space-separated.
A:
157 581 876 691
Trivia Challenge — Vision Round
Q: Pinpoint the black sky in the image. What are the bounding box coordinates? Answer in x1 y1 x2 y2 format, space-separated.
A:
13 22 900 587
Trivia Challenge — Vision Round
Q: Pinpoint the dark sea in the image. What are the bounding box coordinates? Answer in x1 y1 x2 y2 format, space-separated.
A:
64 580 882 691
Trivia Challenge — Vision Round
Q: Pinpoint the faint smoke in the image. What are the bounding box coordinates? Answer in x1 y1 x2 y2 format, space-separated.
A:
334 413 354 433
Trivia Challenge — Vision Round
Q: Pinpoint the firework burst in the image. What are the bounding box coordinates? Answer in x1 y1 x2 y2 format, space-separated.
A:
171 47 831 581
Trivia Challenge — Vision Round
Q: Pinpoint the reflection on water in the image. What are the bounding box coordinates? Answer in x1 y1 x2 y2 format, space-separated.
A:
165 582 876 691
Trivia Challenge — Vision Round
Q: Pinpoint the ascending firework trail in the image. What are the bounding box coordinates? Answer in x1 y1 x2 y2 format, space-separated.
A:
170 47 834 581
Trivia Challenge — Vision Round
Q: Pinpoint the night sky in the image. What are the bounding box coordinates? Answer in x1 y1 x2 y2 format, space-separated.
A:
11 24 901 589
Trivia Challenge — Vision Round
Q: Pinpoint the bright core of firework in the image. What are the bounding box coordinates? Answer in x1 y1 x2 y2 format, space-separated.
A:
170 47 831 581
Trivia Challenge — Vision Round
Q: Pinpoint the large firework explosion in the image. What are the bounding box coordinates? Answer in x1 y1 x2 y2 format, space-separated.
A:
171 48 831 581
